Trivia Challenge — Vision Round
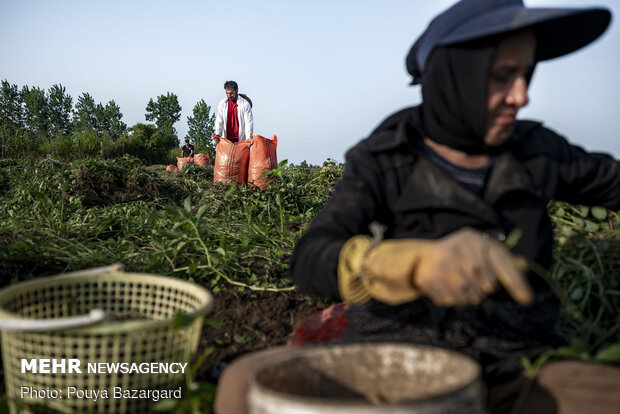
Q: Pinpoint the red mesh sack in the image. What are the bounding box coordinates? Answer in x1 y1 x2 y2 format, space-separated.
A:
248 134 278 189
165 164 179 172
212 134 253 185
177 156 194 170
194 153 210 166
288 303 349 346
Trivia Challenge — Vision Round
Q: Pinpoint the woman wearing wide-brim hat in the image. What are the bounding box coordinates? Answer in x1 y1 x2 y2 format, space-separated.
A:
217 1 620 413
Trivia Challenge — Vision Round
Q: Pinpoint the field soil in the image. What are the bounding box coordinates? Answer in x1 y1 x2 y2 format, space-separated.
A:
195 287 330 383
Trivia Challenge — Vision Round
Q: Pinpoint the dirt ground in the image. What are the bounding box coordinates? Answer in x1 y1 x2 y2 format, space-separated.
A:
195 288 331 383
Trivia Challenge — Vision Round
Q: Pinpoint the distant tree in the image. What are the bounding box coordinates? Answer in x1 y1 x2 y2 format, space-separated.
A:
0 80 24 134
73 92 100 133
186 99 216 158
48 84 73 137
21 85 49 145
145 92 181 133
0 81 22 157
0 80 25 157
101 100 126 141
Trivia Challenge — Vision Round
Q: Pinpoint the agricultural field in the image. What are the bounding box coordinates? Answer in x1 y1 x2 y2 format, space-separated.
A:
0 156 619 413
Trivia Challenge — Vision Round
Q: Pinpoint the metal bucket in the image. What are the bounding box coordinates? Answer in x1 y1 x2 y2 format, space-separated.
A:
248 344 485 414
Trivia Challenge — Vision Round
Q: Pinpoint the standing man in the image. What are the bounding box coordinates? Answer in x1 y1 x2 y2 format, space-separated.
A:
214 81 254 142
181 139 194 158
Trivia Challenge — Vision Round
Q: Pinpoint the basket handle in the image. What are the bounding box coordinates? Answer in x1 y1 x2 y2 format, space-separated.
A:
0 309 105 332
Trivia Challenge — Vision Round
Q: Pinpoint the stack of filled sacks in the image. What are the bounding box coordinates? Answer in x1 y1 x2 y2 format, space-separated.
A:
175 153 210 171
211 134 278 189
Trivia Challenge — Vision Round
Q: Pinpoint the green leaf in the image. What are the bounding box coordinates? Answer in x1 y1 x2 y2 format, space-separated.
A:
196 204 208 218
233 333 250 343
504 228 522 249
577 205 589 218
204 318 223 329
153 399 179 411
570 287 584 301
595 344 620 363
190 346 215 379
184 196 192 212
573 217 584 228
584 220 599 232
560 225 574 237
591 207 608 220
173 311 196 328
225 185 237 197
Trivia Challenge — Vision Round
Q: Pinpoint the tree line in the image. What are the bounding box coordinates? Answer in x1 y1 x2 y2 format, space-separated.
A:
0 80 216 164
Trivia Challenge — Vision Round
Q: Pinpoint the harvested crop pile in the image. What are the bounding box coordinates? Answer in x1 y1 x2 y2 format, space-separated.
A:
74 163 125 206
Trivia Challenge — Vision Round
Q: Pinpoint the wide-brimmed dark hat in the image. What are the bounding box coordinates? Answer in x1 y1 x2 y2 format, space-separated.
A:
407 0 611 84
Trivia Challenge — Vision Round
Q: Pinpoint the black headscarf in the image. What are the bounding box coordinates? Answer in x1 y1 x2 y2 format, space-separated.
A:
410 36 536 155
411 40 496 155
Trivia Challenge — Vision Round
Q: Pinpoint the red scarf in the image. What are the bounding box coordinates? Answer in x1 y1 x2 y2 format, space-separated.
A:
226 100 239 141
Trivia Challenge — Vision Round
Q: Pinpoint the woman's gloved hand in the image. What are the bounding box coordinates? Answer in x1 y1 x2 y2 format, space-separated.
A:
338 228 533 307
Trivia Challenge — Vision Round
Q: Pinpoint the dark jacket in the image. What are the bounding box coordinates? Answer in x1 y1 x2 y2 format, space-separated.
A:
290 106 620 382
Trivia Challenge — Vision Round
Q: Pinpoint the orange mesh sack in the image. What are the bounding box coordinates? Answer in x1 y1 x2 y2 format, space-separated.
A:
194 153 210 166
165 164 179 172
212 134 253 185
248 134 278 189
177 156 194 170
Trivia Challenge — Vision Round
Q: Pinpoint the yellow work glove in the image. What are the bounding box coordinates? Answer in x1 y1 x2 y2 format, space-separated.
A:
338 228 533 307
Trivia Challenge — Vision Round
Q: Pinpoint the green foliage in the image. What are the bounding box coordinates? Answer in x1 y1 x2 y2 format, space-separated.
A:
0 81 191 166
39 135 75 160
0 159 335 286
1 160 620 412
116 123 178 164
151 125 180 154
47 84 73 137
73 93 126 141
2 130 36 159
0 80 24 156
153 347 216 413
21 85 49 146
73 129 105 159
547 201 620 354
186 99 216 158
101 100 127 141
0 169 9 195
73 92 99 133
181 163 213 182
167 147 181 165
143 93 182 163
145 92 182 132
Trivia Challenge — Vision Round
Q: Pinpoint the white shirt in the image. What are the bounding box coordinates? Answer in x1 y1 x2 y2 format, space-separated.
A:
214 95 254 141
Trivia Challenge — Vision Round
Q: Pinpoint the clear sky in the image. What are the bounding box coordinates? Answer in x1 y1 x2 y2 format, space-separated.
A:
1 0 619 165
